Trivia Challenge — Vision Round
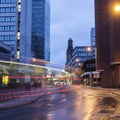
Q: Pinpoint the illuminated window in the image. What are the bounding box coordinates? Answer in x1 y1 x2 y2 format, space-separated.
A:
18 4 21 12
18 0 21 3
17 32 20 39
17 51 20 59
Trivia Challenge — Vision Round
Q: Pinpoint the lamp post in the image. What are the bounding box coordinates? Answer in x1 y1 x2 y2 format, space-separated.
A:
86 46 92 60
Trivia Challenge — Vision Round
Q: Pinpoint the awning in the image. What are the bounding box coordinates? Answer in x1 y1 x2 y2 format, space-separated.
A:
81 71 100 77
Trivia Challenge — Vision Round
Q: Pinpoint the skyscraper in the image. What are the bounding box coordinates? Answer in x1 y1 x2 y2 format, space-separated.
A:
20 0 50 63
0 0 50 63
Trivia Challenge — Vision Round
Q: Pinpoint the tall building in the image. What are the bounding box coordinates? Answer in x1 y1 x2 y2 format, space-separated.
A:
95 0 120 87
20 0 50 63
0 0 50 63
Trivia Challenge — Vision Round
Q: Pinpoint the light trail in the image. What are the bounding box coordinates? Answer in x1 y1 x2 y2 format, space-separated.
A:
0 86 63 96
0 60 69 76
0 86 77 100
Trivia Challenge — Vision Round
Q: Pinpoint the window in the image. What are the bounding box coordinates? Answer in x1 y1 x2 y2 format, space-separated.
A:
0 7 16 13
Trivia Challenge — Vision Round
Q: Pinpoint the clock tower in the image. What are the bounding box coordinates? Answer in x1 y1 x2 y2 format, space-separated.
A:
66 38 73 64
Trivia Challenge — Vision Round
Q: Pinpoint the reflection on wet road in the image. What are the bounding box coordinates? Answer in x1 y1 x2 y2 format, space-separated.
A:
0 86 108 120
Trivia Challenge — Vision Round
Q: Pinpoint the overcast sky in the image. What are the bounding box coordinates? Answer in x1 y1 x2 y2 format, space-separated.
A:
50 0 95 67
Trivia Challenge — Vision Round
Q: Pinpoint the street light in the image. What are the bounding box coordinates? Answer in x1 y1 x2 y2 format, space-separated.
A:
115 5 120 12
75 58 80 63
113 2 120 12
86 46 92 52
86 46 92 60
111 3 120 15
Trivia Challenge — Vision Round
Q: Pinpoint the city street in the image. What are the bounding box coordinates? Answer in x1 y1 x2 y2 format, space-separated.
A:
0 85 120 120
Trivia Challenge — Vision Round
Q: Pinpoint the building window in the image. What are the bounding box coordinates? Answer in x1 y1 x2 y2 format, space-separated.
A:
0 7 16 13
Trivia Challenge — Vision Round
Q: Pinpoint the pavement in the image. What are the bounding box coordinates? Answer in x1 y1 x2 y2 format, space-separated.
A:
0 85 120 110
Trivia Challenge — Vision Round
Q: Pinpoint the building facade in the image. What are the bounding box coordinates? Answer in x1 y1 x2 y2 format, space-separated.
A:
20 0 50 63
0 0 18 60
66 46 93 68
95 0 120 87
31 0 50 61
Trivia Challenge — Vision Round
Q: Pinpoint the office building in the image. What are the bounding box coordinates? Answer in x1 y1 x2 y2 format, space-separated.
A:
0 0 50 63
66 46 93 68
0 0 18 60
20 0 50 63
95 0 120 87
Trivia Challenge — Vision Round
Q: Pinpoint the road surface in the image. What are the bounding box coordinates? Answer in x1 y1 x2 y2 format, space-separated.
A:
0 85 118 120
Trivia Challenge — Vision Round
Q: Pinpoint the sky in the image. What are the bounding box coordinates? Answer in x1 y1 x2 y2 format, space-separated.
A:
50 0 95 67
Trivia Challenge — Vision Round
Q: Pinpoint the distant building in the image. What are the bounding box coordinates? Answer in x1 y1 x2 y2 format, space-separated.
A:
66 46 93 68
65 35 96 73
90 28 96 59
66 38 73 65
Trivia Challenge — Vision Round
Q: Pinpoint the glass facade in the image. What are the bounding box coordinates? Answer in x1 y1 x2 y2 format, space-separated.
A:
91 28 95 47
32 0 50 61
90 28 96 59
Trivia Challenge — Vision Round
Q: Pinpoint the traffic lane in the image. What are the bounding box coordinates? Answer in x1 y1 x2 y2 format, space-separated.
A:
46 87 99 120
0 87 75 120
0 86 105 120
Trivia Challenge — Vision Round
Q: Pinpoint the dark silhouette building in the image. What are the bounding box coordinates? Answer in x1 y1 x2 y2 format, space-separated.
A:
66 38 73 64
95 0 120 87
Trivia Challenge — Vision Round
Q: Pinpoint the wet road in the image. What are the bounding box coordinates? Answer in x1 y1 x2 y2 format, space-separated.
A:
0 86 112 120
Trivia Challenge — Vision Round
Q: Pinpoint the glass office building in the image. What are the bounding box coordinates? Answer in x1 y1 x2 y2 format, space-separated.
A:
20 0 50 63
32 0 50 61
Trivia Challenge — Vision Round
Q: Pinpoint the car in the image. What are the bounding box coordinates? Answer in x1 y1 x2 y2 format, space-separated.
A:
54 81 66 85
